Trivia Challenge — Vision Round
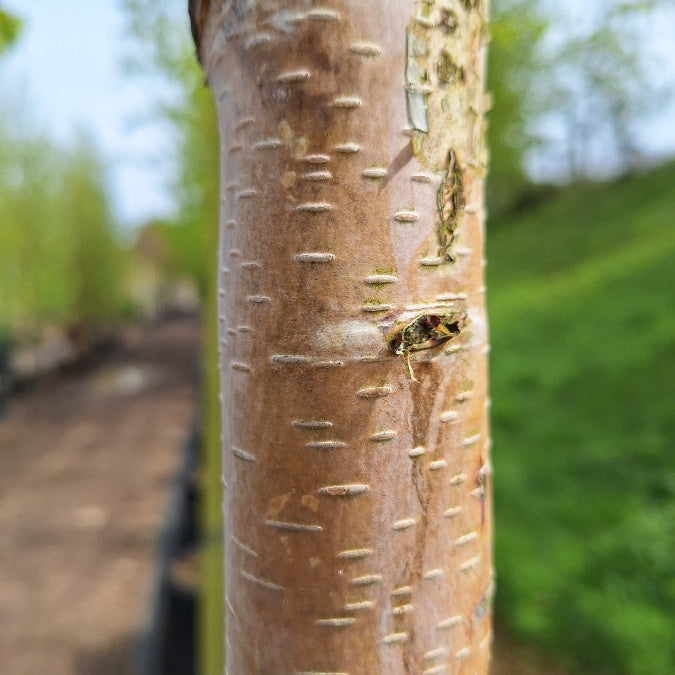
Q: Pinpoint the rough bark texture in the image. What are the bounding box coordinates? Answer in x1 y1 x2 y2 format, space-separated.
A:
193 1 492 673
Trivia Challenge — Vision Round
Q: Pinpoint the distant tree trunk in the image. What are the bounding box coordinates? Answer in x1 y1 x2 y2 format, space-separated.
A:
191 1 492 673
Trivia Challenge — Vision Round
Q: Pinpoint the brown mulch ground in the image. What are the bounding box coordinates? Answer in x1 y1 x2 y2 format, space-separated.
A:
0 313 563 675
0 316 200 675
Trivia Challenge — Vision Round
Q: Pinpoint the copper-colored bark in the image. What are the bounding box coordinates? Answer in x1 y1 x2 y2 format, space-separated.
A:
194 1 492 673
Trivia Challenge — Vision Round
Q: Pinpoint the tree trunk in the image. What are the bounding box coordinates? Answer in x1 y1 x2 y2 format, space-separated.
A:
191 1 491 673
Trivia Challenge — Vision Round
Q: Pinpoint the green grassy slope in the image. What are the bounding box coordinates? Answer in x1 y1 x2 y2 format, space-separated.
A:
486 162 675 675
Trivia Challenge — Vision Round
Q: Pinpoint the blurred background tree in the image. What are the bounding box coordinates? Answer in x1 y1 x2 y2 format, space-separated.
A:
122 0 219 295
486 0 548 212
0 114 130 349
0 7 132 356
488 0 674 210
531 0 672 181
0 6 21 54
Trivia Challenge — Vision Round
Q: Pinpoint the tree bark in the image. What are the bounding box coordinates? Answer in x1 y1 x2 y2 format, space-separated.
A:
192 1 492 673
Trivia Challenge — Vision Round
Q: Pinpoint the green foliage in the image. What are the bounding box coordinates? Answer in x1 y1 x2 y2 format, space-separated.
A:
122 0 219 295
0 7 21 54
160 82 218 294
0 124 129 338
487 0 547 212
59 136 129 327
488 162 675 674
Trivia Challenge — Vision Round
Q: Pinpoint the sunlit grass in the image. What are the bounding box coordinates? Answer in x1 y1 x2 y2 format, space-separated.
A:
488 162 675 674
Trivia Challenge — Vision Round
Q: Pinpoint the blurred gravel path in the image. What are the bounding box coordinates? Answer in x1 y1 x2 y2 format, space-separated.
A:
0 316 200 675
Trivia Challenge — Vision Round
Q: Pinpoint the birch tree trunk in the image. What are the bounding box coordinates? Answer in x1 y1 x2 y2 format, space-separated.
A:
191 1 492 673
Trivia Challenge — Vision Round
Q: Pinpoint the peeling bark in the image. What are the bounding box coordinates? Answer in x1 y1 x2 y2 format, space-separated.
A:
191 1 492 673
